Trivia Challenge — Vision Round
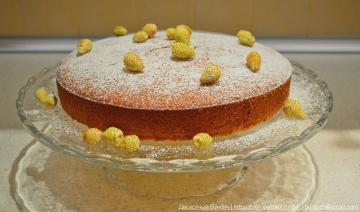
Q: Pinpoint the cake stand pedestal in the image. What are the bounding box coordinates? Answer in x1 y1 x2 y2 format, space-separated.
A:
11 141 317 211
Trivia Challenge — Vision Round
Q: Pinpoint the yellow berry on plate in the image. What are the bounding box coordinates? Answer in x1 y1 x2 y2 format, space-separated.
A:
283 99 306 120
102 127 124 144
246 51 261 72
237 30 255 47
113 25 127 36
171 42 195 59
166 27 176 40
142 23 157 38
200 64 222 85
35 87 57 108
133 31 149 43
77 39 92 55
176 24 192 34
123 52 144 72
35 87 48 101
193 133 213 149
42 94 57 108
175 27 191 45
115 135 140 153
83 128 103 144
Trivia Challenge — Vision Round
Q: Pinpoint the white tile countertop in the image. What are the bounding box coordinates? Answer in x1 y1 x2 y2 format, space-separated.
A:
0 48 360 210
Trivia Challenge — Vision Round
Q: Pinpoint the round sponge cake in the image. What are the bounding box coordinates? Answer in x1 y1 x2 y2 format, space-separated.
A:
56 31 292 140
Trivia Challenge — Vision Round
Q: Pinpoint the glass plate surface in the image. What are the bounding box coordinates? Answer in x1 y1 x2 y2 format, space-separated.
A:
16 61 333 172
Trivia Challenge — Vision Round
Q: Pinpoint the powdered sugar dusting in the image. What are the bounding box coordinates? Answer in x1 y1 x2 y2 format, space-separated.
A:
57 31 292 110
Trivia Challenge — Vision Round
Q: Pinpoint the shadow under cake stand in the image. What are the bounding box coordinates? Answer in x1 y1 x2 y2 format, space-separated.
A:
13 61 333 211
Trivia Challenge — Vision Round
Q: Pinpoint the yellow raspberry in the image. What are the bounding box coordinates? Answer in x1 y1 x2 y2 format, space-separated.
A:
193 133 213 149
113 25 127 36
175 27 191 45
123 52 144 72
77 39 92 55
246 51 261 72
133 31 149 43
176 24 192 34
142 23 157 38
102 127 124 144
283 99 306 120
200 64 222 85
35 87 57 108
172 42 195 59
42 94 57 108
83 128 103 145
115 135 140 153
237 30 255 47
166 27 176 40
35 87 48 101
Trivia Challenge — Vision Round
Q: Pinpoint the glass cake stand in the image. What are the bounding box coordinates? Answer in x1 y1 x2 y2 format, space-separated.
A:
14 61 333 209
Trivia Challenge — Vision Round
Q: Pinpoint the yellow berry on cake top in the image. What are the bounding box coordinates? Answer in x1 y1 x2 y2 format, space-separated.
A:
142 23 157 38
200 64 222 85
77 39 92 55
123 52 144 72
113 26 127 36
237 30 255 47
171 42 195 59
133 31 149 43
175 27 191 45
166 27 177 40
246 51 261 72
176 24 192 34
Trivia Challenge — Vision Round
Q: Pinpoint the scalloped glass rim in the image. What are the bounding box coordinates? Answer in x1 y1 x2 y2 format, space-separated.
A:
16 61 333 172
